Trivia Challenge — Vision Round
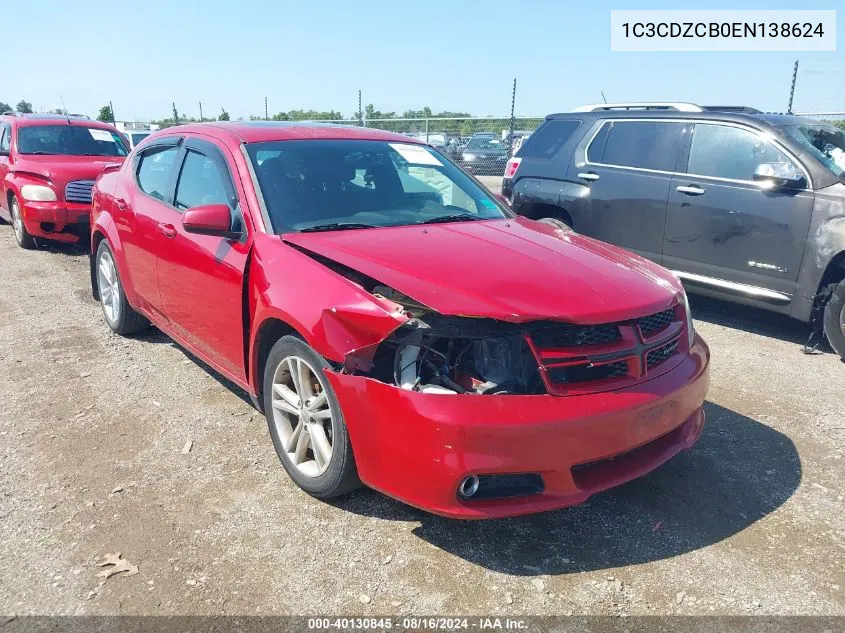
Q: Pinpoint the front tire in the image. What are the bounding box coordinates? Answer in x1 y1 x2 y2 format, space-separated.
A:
9 196 36 249
263 336 360 498
823 280 845 361
95 240 149 335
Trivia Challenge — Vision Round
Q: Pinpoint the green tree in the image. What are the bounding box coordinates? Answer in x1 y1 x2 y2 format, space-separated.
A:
97 105 114 122
219 108 230 121
0 101 12 113
16 100 34 114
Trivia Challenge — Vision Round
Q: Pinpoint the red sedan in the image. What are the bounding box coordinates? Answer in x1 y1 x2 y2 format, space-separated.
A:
89 122 710 519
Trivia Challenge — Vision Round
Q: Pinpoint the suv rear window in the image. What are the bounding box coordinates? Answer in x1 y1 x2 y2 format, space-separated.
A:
587 121 685 172
519 120 581 159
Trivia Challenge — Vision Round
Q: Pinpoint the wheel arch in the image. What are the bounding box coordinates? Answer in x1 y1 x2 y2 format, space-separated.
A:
518 202 573 228
250 314 310 411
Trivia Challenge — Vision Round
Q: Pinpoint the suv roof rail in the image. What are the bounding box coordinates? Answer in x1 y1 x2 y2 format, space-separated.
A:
571 102 703 113
700 105 762 114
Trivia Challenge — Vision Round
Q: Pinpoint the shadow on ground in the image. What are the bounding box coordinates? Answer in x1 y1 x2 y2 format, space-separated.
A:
332 401 801 575
689 294 816 349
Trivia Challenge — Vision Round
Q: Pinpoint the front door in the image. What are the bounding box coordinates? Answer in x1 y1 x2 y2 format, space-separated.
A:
663 122 814 296
153 137 250 382
566 119 686 263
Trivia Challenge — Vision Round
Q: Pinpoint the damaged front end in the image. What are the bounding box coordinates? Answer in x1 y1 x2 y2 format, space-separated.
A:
360 294 547 396
291 243 687 397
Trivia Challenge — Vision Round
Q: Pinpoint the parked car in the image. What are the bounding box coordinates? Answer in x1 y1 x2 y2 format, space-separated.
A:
504 102 845 359
0 113 128 249
460 133 509 175
89 121 709 518
126 130 152 150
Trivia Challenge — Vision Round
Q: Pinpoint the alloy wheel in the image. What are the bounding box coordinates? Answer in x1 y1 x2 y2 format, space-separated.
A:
270 356 335 478
10 199 24 244
97 249 121 326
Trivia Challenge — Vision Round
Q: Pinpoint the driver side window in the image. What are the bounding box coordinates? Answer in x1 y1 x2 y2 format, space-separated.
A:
0 125 10 152
174 150 231 211
687 124 796 183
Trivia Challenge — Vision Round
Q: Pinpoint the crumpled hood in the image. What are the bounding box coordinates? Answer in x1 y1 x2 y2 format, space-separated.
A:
284 218 682 324
12 156 125 192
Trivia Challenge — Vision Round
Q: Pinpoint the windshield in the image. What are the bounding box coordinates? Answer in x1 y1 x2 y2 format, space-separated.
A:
17 125 128 157
465 136 504 151
780 123 845 178
247 139 509 233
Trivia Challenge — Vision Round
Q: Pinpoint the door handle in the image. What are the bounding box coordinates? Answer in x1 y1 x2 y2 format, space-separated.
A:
114 198 128 210
158 222 177 238
676 185 705 196
578 172 600 182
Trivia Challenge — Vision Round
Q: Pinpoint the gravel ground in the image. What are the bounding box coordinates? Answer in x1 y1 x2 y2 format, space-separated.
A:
0 227 843 617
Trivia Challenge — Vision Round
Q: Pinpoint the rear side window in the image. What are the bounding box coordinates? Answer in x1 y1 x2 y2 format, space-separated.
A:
588 121 685 171
174 150 231 210
136 146 179 201
518 120 581 159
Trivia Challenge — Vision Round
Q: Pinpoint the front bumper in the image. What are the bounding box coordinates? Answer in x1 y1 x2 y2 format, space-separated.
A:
19 200 90 242
326 335 710 519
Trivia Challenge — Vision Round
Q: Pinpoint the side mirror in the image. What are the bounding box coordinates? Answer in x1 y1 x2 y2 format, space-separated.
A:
182 204 241 240
753 162 802 188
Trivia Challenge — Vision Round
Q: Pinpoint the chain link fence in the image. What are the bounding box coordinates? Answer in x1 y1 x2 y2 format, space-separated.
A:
326 116 545 176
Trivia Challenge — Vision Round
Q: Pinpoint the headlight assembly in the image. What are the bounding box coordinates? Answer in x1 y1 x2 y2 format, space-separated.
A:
20 184 57 202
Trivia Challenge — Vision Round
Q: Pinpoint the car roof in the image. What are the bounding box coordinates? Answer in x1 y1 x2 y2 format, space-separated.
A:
0 113 118 129
156 121 426 145
545 109 815 129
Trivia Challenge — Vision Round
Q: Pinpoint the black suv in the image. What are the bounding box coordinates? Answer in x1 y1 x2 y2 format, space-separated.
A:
503 103 845 359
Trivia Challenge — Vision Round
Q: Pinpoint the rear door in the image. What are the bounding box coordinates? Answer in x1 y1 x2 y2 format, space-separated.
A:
0 123 11 217
566 119 686 263
119 138 182 315
664 122 814 297
154 136 250 381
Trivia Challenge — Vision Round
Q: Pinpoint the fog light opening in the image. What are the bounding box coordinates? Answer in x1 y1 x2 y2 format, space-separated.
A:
458 475 480 499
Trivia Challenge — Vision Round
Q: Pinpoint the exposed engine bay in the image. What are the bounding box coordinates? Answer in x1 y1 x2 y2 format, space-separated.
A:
364 286 545 396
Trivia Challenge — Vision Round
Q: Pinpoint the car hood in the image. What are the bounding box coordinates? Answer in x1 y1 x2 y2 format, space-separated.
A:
12 155 125 187
283 218 682 324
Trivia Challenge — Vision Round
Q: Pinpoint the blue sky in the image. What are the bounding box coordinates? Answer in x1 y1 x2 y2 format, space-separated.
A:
4 0 843 121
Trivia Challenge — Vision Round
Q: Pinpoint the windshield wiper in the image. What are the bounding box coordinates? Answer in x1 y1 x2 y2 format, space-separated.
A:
299 222 379 232
20 151 52 155
420 213 481 225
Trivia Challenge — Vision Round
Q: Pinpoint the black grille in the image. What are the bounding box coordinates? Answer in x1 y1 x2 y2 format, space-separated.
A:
647 338 679 369
65 180 95 204
638 308 675 336
529 322 620 348
547 360 628 384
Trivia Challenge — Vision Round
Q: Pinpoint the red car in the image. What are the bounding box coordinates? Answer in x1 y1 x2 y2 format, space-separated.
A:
89 122 710 519
0 113 127 249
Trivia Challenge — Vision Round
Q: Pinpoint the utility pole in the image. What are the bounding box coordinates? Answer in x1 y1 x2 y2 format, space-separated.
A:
508 78 517 156
265 96 268 120
358 90 364 127
109 100 115 124
199 101 203 122
787 59 799 114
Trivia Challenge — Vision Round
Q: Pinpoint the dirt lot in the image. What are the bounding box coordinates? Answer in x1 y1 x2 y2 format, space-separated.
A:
0 227 843 618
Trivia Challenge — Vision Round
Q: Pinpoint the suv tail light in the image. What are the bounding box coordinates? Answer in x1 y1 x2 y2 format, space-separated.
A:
504 157 522 179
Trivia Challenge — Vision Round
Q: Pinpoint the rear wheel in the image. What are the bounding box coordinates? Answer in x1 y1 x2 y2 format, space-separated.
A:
263 336 360 498
823 280 845 360
96 240 149 335
9 196 36 249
